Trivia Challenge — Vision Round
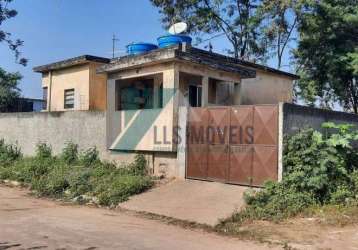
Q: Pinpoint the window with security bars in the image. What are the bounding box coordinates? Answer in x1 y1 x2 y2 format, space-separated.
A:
64 89 75 109
42 87 48 110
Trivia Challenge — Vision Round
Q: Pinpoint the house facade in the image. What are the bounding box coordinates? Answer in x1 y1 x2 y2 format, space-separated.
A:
31 44 299 182
95 45 297 151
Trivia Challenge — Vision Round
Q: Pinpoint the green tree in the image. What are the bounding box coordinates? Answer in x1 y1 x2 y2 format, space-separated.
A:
258 0 301 69
150 0 266 61
0 0 27 66
0 67 22 112
295 0 358 113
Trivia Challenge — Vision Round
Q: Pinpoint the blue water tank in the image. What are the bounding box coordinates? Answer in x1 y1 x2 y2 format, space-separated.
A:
157 35 192 48
127 43 158 55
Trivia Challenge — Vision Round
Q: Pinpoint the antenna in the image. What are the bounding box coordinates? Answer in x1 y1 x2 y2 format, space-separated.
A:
112 34 119 59
168 22 188 35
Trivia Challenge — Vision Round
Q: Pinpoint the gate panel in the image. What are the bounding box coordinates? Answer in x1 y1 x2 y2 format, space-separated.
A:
253 106 278 145
229 145 253 185
188 108 208 145
207 144 228 182
208 107 230 144
230 106 254 144
252 145 278 186
187 144 208 179
186 105 279 187
187 108 209 179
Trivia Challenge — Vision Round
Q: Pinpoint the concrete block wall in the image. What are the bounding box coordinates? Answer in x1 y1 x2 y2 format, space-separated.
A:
0 111 182 178
0 111 109 159
283 103 358 136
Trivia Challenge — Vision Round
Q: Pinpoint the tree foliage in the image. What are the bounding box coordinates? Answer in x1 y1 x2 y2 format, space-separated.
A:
0 0 27 66
151 0 302 66
258 0 301 69
295 0 358 113
151 0 268 61
0 67 21 112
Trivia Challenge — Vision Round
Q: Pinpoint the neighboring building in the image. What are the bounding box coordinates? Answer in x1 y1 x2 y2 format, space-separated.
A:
33 55 110 111
1 98 44 113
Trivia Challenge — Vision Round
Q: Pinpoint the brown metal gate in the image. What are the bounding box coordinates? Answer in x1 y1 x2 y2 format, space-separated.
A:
186 105 278 187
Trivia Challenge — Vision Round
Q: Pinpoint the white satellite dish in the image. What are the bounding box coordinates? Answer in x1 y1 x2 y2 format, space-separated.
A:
169 22 188 35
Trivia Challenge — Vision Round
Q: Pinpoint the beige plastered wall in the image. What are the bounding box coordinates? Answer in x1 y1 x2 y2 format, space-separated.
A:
240 70 294 105
42 62 107 112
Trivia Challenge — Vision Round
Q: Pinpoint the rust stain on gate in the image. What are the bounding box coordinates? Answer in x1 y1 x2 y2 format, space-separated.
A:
186 105 278 187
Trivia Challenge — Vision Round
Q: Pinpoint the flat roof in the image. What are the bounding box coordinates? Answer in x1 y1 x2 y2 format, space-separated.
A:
98 45 256 79
98 45 298 79
33 55 110 73
189 48 299 79
33 45 298 80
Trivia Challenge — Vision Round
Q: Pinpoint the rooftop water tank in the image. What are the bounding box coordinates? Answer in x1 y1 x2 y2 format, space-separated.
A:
127 43 158 55
157 35 192 48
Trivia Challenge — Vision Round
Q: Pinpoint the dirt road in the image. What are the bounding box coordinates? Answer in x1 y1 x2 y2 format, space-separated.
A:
0 185 278 250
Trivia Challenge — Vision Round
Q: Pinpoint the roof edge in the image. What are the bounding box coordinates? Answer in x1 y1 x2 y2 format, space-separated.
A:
33 55 110 73
188 47 299 79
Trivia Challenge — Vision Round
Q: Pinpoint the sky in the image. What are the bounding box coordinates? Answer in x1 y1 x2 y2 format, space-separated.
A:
0 0 294 99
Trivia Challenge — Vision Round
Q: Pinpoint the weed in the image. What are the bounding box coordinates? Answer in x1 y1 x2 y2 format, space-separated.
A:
0 139 22 165
219 123 358 230
79 147 99 167
0 140 153 207
35 142 52 159
61 141 78 164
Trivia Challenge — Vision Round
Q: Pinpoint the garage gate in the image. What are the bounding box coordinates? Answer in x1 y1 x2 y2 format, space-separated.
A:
186 105 279 187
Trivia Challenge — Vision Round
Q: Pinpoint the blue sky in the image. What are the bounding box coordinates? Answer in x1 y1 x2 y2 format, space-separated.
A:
0 0 293 99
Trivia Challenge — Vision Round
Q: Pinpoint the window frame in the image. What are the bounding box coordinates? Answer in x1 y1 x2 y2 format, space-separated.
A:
64 88 75 109
42 87 48 110
188 85 202 107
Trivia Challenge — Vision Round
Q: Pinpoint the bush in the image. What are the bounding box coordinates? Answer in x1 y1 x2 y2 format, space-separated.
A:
95 175 153 206
66 166 93 197
79 147 99 167
4 157 53 183
128 154 148 176
0 139 22 165
221 123 358 225
35 142 52 159
0 143 153 207
330 185 355 204
61 141 78 164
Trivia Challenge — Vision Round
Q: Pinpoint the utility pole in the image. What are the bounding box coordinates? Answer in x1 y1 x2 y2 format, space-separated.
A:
112 34 119 59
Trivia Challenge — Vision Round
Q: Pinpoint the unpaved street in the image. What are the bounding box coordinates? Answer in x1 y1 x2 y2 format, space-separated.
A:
0 185 277 250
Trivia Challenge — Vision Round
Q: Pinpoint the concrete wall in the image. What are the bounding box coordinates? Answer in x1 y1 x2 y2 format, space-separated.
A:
0 110 184 178
240 70 294 105
0 111 108 158
283 103 358 136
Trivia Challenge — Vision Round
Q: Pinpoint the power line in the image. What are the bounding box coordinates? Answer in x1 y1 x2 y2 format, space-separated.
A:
193 32 227 46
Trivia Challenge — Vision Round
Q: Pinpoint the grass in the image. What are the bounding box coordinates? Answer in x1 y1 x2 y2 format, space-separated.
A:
0 140 154 207
303 204 358 226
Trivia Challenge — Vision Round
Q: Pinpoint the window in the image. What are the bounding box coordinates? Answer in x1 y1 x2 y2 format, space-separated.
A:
117 79 154 110
158 83 163 108
42 87 48 110
64 89 75 109
189 85 202 107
